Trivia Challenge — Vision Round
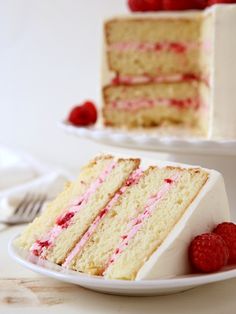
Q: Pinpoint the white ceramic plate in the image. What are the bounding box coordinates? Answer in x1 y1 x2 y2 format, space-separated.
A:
59 122 236 156
9 235 236 296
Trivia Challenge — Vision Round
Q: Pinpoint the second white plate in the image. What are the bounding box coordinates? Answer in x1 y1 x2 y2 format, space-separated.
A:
9 235 236 296
59 122 236 156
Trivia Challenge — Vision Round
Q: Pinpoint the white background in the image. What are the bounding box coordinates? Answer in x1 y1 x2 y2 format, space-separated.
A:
0 0 147 172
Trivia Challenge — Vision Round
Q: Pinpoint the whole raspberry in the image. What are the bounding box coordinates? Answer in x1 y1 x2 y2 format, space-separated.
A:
189 233 229 273
127 0 162 12
208 0 236 5
163 0 197 10
68 101 97 126
213 222 236 264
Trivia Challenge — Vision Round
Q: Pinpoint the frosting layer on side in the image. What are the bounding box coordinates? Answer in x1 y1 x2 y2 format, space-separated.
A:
209 5 236 139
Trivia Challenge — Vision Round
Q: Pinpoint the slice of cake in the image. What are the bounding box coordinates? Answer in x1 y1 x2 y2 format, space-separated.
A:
15 154 230 280
102 5 236 139
15 154 140 264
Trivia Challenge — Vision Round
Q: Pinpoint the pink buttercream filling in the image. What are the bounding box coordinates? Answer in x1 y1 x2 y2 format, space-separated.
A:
30 160 117 258
108 41 210 54
62 168 144 268
103 173 180 275
111 73 209 86
109 98 201 111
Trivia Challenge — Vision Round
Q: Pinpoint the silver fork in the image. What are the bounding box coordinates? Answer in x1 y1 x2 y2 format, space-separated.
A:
0 193 47 225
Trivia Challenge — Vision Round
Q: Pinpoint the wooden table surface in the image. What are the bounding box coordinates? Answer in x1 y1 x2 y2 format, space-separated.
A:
1 224 236 314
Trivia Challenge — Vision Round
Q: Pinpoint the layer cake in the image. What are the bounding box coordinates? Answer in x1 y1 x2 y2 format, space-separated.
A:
102 5 236 139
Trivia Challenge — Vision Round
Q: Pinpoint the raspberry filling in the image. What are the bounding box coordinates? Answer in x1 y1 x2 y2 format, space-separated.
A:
164 178 173 184
62 169 144 268
111 73 209 86
30 160 117 258
56 212 75 228
108 41 210 53
103 173 180 275
109 98 202 111
31 240 50 256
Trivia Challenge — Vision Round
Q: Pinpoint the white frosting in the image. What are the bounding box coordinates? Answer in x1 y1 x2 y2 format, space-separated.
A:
209 5 236 139
102 152 230 280
102 5 236 140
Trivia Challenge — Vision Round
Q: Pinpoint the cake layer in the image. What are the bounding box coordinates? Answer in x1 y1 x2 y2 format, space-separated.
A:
104 103 200 128
15 155 116 250
107 47 202 77
106 18 202 44
40 157 140 264
105 18 206 77
103 82 203 106
103 82 208 132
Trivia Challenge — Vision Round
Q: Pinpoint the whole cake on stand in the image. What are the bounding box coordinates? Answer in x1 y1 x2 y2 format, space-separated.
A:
102 5 236 139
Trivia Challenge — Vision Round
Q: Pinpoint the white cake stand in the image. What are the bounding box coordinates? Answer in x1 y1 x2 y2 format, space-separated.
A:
59 122 236 220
